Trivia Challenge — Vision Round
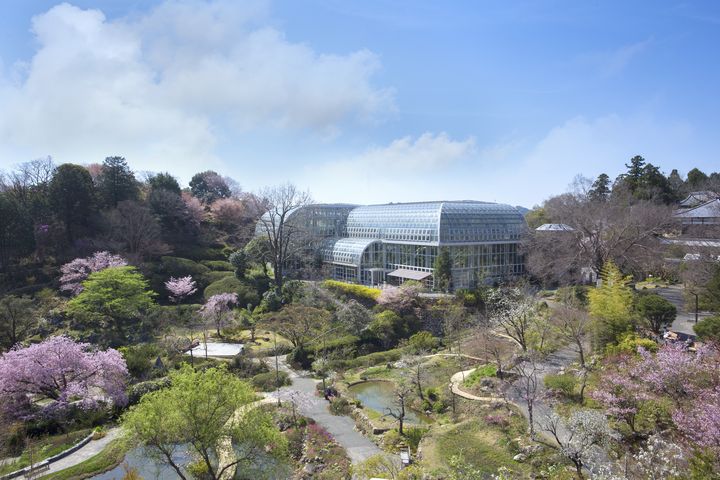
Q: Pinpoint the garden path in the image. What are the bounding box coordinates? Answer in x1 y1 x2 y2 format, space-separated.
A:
39 428 122 478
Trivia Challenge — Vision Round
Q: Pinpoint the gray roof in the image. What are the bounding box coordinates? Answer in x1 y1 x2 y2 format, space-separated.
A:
536 223 574 232
674 199 720 219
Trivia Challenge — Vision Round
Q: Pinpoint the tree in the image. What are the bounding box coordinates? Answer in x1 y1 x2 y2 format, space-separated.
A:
488 287 536 352
526 193 674 284
123 366 287 480
67 266 156 345
369 310 411 349
251 183 312 289
199 293 238 336
377 282 423 316
636 294 676 334
0 296 36 351
165 276 197 304
336 300 372 336
694 315 720 344
512 356 541 438
433 247 452 292
97 157 139 208
623 155 647 196
266 305 329 351
59 251 128 296
0 336 128 418
244 237 272 276
540 410 618 479
147 172 181 195
108 200 169 260
49 163 97 241
228 250 247 280
384 379 413 435
0 192 35 271
211 198 247 230
588 261 635 349
555 305 591 368
687 168 709 189
189 170 231 204
588 173 611 202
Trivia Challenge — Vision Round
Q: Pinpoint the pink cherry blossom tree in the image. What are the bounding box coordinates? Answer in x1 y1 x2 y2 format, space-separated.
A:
60 251 127 296
199 293 238 336
0 336 128 419
165 276 197 304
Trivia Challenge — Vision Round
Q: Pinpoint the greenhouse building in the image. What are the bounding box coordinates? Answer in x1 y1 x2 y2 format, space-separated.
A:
258 201 528 290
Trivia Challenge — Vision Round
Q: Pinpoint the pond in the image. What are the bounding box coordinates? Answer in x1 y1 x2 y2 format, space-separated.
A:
90 446 192 480
91 444 291 480
347 381 431 425
185 342 244 357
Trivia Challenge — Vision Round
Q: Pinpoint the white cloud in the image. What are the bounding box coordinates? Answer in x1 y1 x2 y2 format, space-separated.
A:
0 1 393 173
302 132 475 203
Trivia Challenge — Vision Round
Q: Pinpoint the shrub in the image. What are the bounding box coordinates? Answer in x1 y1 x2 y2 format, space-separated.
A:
201 260 233 271
203 276 260 307
329 397 353 415
543 373 577 397
202 271 234 285
118 344 161 380
311 335 359 355
127 378 171 405
172 245 226 261
605 333 659 355
322 280 381 302
251 371 290 391
462 364 497 387
484 414 510 429
403 427 428 452
332 348 404 370
407 331 439 353
288 346 314 370
694 315 720 344
160 256 210 278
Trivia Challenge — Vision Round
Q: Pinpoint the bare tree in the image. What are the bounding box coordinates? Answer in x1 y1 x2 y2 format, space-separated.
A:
479 330 515 380
512 356 541 438
555 305 590 369
108 200 169 260
384 380 414 435
251 183 312 288
403 354 428 402
526 193 674 284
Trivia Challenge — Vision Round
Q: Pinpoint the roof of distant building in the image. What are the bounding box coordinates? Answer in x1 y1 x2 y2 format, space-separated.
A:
679 191 719 208
536 223 574 232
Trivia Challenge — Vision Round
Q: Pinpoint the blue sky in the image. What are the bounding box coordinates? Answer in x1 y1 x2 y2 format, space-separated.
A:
0 0 718 207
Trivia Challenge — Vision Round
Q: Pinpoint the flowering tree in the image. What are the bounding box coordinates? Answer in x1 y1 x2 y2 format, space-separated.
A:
541 410 618 480
589 354 649 433
0 336 128 419
165 276 197 304
60 251 127 295
199 293 238 336
377 282 423 315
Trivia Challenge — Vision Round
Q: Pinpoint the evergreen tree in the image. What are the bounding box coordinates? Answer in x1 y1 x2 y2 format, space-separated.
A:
189 171 231 204
588 173 611 202
147 172 181 195
624 155 647 195
588 261 635 349
433 247 453 292
97 156 139 208
49 164 97 242
686 168 709 189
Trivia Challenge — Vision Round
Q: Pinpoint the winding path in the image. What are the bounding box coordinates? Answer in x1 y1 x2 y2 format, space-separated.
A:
39 428 122 478
266 356 382 464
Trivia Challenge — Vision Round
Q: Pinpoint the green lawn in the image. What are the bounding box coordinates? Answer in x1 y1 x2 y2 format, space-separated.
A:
0 429 91 476
39 437 131 480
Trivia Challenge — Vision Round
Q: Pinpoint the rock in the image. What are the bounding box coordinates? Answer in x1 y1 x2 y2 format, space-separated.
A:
302 463 317 475
521 445 542 455
480 378 494 388
513 453 527 462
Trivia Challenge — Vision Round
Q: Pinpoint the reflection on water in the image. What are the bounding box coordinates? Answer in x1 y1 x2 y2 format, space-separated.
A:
90 446 191 480
347 381 431 424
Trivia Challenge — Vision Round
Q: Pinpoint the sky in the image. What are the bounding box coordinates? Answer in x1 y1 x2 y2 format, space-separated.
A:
0 1 718 207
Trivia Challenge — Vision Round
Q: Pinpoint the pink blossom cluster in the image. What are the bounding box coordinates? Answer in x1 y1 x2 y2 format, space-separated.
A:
199 293 238 320
592 344 720 455
377 283 422 315
60 251 127 295
0 336 128 419
165 275 197 303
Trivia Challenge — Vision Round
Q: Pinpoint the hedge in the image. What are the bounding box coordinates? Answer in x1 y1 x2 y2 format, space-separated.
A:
331 347 404 370
160 256 210 278
202 271 235 284
322 280 381 302
201 260 234 271
251 371 291 391
310 335 360 354
204 276 260 307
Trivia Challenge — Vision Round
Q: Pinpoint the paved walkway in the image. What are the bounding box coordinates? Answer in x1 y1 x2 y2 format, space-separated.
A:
40 428 122 477
655 285 713 335
449 368 500 402
266 356 382 464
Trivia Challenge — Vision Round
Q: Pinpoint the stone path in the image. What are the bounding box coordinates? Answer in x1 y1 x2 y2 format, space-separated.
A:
266 355 382 464
40 428 122 477
655 285 713 335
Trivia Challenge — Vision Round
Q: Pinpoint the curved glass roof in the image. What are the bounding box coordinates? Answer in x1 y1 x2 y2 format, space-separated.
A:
346 201 526 245
320 237 381 266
